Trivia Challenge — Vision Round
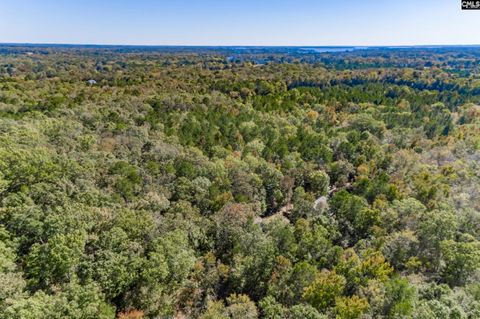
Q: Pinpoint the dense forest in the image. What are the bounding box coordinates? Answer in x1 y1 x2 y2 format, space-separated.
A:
0 45 480 319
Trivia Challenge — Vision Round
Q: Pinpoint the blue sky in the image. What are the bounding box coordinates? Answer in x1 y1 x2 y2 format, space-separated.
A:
0 0 478 46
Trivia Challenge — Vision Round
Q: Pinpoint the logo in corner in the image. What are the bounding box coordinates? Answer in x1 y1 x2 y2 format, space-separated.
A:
462 0 480 9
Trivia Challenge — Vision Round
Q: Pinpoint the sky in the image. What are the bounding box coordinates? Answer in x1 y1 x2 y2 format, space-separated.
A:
0 0 479 46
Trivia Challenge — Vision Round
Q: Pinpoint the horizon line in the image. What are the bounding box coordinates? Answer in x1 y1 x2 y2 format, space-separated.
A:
2 42 480 48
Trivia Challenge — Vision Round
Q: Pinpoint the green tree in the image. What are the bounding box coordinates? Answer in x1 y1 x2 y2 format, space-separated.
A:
26 231 86 289
334 295 369 319
303 270 346 312
440 237 480 286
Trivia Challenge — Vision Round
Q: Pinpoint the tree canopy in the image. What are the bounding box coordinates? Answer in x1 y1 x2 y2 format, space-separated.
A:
0 44 480 318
